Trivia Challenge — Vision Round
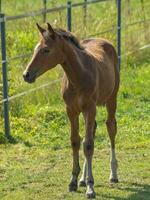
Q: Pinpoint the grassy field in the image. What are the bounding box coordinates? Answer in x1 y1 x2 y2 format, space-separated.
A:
0 0 150 199
0 64 150 199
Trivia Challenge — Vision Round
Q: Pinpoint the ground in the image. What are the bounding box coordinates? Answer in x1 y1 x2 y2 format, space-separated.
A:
0 64 150 200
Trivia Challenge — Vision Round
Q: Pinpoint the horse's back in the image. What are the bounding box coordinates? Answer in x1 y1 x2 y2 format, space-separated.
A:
82 38 118 69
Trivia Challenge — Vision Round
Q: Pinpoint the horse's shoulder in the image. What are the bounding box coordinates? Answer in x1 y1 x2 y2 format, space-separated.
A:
61 75 75 101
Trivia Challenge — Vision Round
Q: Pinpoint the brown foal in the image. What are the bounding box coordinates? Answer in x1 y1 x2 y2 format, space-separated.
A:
23 23 120 198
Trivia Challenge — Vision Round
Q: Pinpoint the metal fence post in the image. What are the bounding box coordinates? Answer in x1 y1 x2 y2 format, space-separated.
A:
0 0 1 13
0 13 10 139
43 0 47 23
67 1 72 31
83 0 87 26
117 0 121 71
83 0 87 36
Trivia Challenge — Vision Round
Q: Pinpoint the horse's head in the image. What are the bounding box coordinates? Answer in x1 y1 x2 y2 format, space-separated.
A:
23 23 64 83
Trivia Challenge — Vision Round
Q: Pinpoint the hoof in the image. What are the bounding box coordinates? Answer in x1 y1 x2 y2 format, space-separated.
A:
69 182 78 192
86 190 96 199
79 180 86 187
110 178 119 183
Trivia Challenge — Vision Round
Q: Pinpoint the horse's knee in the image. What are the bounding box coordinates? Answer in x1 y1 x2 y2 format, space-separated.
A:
106 119 117 134
106 118 117 126
83 139 94 157
106 119 117 148
71 136 81 151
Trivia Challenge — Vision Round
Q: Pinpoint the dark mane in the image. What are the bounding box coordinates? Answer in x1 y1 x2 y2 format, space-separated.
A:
54 28 84 50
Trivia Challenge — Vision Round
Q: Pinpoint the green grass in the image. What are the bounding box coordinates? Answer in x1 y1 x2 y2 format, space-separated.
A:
0 147 150 200
1 0 150 105
0 63 150 199
0 0 150 199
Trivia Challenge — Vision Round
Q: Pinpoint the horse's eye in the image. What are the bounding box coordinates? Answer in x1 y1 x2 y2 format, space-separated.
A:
43 49 50 54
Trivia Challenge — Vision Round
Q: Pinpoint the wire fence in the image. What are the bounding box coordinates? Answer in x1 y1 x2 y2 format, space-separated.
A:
0 78 63 104
0 0 109 22
1 0 150 138
1 0 119 138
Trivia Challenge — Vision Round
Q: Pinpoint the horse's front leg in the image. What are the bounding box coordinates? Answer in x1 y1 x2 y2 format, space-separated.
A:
83 103 96 198
67 107 81 192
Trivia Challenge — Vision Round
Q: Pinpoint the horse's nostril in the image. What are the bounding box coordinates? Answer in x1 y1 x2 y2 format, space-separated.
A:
23 71 29 78
26 71 29 78
23 71 30 80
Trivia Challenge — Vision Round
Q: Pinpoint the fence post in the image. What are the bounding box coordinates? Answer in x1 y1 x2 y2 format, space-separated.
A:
67 1 72 31
117 0 121 71
0 13 10 139
43 0 47 23
83 0 87 36
83 0 87 26
0 0 1 13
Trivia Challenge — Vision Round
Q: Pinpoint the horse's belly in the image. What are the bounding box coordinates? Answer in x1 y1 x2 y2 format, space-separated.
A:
97 86 114 105
96 69 116 105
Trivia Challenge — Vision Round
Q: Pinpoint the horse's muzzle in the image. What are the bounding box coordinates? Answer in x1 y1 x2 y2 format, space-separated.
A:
23 70 36 83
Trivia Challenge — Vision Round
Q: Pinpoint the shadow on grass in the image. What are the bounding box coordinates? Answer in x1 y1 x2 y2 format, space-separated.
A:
96 182 150 200
0 132 33 147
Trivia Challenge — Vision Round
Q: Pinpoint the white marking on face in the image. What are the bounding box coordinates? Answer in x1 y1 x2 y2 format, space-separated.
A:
34 43 41 53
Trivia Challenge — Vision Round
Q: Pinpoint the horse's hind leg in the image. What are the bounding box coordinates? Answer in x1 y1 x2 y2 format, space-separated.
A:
82 103 96 198
79 159 87 187
79 121 97 187
106 97 119 183
67 107 81 192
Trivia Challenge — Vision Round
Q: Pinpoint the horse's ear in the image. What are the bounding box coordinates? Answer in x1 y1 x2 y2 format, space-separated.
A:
36 23 46 35
47 23 55 39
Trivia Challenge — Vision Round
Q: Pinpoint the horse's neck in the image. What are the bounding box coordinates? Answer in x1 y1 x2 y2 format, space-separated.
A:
62 43 85 88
